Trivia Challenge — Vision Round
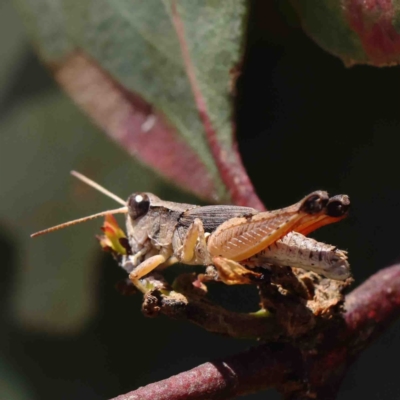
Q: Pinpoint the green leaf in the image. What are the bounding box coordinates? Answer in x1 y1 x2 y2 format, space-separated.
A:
14 0 263 207
293 0 400 66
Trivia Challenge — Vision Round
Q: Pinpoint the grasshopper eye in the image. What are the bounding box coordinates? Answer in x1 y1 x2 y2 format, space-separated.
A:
128 193 150 220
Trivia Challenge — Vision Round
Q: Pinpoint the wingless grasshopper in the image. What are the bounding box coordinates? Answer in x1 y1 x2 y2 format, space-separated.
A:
31 172 351 285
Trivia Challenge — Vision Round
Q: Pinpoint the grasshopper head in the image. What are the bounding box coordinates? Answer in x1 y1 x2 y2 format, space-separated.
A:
125 192 162 251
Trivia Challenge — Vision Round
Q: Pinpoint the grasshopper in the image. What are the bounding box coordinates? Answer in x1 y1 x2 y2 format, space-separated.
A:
31 172 351 284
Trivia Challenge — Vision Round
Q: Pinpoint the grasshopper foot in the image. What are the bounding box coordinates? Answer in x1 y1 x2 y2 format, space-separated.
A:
212 257 262 285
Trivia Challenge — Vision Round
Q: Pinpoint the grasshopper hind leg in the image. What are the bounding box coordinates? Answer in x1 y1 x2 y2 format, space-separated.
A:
178 219 262 285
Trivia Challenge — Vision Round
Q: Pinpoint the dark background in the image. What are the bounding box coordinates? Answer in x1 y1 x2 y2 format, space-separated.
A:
1 1 399 399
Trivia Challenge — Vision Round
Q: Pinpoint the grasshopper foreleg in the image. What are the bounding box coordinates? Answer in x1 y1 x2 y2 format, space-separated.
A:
129 254 168 281
128 244 151 267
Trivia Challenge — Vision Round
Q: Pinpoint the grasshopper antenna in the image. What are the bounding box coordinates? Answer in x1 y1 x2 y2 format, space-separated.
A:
71 170 126 205
31 171 128 238
31 206 128 238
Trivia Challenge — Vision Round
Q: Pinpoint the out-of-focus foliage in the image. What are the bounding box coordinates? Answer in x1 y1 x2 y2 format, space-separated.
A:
1 0 196 334
1 88 169 333
15 0 252 203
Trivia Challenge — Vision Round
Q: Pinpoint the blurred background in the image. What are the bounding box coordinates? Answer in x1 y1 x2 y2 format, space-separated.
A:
1 1 400 399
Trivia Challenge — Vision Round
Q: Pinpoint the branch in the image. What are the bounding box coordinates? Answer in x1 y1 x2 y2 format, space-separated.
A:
344 264 400 354
111 344 302 400
110 263 400 400
138 273 284 340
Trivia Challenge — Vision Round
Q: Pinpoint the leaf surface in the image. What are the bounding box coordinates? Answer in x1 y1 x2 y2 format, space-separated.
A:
15 0 263 207
293 0 400 66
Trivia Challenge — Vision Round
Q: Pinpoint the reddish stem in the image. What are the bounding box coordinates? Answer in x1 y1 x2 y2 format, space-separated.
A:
344 264 400 353
111 344 301 400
